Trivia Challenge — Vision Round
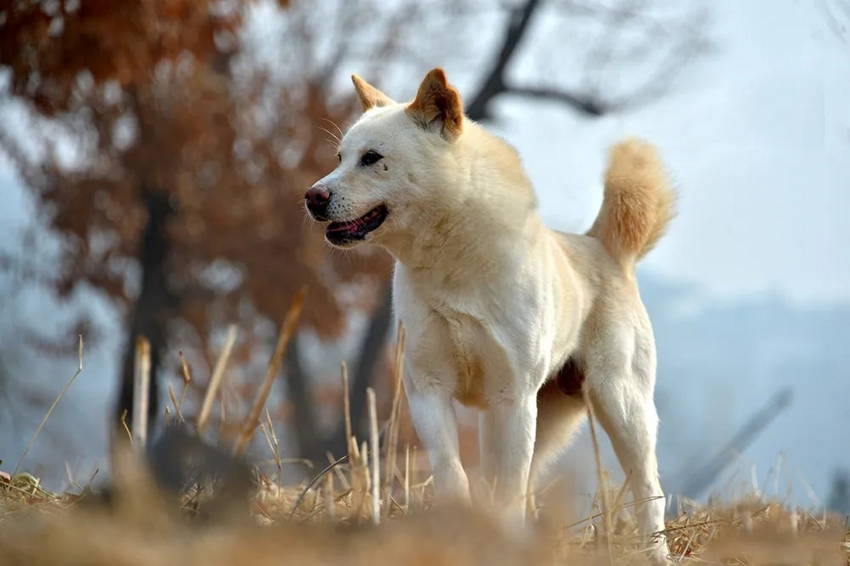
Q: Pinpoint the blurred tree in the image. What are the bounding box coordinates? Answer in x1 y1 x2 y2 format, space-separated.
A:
0 0 390 437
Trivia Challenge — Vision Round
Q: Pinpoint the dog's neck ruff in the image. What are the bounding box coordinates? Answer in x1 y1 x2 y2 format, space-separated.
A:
386 198 544 287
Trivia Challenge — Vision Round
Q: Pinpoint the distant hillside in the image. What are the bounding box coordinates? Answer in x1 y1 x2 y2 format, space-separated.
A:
641 270 850 505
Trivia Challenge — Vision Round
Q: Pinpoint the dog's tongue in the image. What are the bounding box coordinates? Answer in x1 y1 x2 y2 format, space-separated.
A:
327 220 360 237
326 206 387 243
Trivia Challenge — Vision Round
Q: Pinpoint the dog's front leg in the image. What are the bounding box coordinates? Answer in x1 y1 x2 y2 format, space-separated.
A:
485 395 538 521
404 376 470 505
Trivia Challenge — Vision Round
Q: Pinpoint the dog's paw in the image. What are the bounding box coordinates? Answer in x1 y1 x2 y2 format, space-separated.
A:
646 537 674 565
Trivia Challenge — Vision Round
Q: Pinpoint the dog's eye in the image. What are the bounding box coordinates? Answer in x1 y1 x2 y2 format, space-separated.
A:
359 150 383 167
336 152 341 163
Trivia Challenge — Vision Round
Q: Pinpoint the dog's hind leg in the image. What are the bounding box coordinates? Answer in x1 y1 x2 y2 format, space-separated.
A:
586 347 671 565
526 378 587 518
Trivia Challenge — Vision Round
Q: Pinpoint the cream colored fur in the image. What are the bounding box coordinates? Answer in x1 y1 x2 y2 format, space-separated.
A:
306 68 677 564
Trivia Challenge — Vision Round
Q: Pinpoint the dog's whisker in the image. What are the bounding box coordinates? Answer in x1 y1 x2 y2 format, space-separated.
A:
319 116 344 139
317 126 341 147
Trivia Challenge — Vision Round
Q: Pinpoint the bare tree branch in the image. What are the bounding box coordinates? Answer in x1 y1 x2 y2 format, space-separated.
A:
501 83 605 115
821 0 850 43
466 0 543 121
577 0 647 98
466 0 711 121
315 0 362 87
285 332 321 459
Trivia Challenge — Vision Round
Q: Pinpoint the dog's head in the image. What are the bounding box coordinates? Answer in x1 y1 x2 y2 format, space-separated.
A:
305 68 465 249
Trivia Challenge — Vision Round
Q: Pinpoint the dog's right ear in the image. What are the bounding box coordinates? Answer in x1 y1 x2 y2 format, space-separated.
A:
351 74 394 112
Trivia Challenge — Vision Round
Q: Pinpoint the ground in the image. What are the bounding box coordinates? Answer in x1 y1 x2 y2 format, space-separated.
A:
0 436 847 566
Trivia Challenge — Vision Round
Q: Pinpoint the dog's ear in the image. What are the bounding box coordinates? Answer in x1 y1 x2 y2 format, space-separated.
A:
406 68 463 139
351 74 394 111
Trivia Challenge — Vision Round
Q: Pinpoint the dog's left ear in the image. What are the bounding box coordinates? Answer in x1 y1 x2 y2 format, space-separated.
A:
351 74 395 111
406 68 463 139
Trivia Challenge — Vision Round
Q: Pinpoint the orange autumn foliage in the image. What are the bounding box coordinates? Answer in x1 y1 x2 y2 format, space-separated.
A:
0 1 391 382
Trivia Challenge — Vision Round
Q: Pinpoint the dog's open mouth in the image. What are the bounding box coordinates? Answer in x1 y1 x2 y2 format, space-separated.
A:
325 205 388 245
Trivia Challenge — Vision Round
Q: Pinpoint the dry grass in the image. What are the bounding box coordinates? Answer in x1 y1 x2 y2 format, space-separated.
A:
1 438 847 566
0 296 847 565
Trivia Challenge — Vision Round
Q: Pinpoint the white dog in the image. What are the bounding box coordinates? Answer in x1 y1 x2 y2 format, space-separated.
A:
306 68 676 562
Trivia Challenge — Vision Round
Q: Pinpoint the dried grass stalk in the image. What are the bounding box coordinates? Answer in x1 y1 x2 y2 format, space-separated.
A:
14 335 84 476
196 325 238 433
232 289 305 456
368 387 380 525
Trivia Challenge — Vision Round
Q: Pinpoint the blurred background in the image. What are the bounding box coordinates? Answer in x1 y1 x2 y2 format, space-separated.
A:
0 0 847 517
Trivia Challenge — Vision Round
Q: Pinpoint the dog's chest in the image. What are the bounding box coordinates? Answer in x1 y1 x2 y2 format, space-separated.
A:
395 263 528 407
438 311 489 408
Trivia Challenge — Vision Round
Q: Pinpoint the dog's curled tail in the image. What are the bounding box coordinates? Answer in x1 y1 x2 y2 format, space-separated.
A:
587 138 676 269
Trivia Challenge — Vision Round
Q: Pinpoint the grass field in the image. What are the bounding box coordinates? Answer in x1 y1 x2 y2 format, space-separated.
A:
1 421 847 565
0 312 847 565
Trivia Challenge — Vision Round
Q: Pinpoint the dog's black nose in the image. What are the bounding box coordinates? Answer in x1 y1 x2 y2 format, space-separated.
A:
305 185 331 218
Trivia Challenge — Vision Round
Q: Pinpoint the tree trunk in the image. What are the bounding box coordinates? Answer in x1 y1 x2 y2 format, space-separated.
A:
465 0 542 121
114 188 177 431
325 280 394 456
290 281 395 463
286 331 321 461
